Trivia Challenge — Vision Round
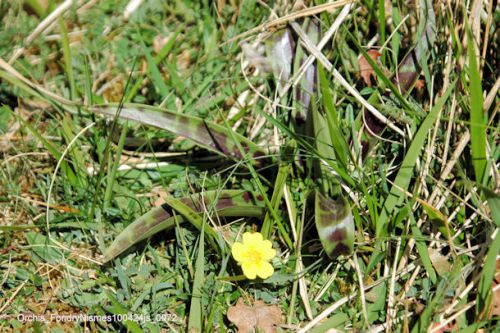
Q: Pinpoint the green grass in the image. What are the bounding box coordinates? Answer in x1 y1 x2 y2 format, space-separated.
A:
0 0 498 332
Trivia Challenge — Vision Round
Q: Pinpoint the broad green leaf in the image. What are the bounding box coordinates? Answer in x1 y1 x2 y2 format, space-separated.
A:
313 104 335 165
26 232 64 264
467 26 487 184
314 191 354 258
103 190 265 262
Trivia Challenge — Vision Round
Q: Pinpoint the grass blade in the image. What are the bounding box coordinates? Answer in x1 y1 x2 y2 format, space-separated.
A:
125 26 183 102
318 64 349 168
58 17 75 99
482 187 500 227
103 123 128 210
476 228 500 316
258 109 355 188
162 195 219 252
377 81 456 236
138 32 170 100
410 212 437 283
261 163 290 238
104 291 144 333
188 225 205 332
13 111 80 187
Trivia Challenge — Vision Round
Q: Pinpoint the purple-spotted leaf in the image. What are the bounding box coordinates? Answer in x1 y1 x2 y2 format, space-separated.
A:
91 104 267 165
392 0 436 93
241 42 272 74
292 20 319 123
103 190 265 262
314 191 354 258
265 28 295 87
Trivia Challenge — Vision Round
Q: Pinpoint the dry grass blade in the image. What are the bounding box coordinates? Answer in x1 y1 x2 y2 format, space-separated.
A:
224 0 353 44
0 58 77 105
298 264 417 332
9 0 83 64
281 3 353 98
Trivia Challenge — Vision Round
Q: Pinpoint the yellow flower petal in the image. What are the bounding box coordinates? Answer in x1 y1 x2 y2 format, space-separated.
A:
262 239 273 248
231 232 276 280
243 232 263 245
241 262 258 279
231 242 246 262
260 246 276 261
256 261 274 279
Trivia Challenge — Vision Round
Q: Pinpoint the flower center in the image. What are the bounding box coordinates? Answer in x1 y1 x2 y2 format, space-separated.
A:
245 248 262 264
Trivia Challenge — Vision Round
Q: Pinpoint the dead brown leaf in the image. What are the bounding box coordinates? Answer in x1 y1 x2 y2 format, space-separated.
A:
414 78 425 91
428 248 451 276
177 49 192 71
358 49 382 86
227 298 282 333
487 259 500 318
153 35 170 54
429 321 458 333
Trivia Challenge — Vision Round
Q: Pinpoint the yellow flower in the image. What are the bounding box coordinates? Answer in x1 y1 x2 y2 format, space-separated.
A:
231 232 276 280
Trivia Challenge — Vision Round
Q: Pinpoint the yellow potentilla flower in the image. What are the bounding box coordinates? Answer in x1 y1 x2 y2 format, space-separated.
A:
231 232 276 280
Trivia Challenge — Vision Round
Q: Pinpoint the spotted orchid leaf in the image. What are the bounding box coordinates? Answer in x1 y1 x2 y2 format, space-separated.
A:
392 0 436 93
314 191 354 258
91 104 267 166
241 42 272 75
103 190 265 262
292 19 319 123
265 28 295 89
